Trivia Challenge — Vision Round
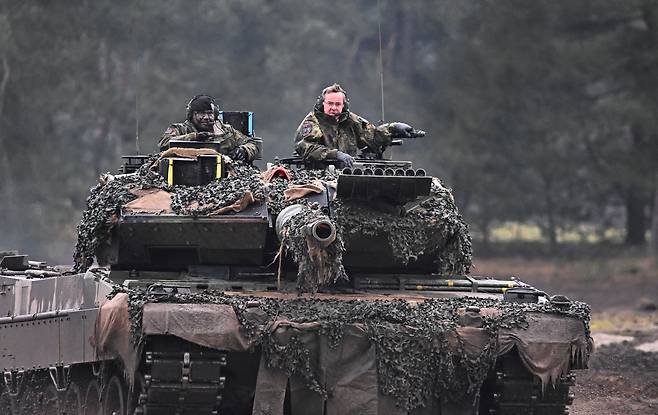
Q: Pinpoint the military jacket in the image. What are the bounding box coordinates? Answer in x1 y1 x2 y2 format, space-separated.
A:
158 120 258 162
294 108 395 161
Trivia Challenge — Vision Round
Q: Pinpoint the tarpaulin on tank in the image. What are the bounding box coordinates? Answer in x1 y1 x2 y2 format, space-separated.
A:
91 293 141 383
93 298 257 379
283 180 327 201
141 302 254 351
123 189 174 214
497 312 590 385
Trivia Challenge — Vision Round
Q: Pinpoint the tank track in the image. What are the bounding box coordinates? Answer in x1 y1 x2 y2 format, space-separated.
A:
135 336 228 415
482 352 575 415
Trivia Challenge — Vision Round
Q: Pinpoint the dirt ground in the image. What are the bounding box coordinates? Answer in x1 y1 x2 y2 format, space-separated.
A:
475 256 658 415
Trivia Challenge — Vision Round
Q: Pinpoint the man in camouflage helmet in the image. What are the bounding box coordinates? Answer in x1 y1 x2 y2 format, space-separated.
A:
158 95 258 163
294 83 421 167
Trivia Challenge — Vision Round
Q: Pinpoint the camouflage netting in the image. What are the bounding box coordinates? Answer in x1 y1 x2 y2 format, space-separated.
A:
111 287 591 411
73 158 264 272
334 179 472 274
170 165 264 215
278 204 347 292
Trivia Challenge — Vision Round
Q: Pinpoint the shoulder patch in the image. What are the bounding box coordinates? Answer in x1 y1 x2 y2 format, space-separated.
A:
164 126 177 135
301 121 313 137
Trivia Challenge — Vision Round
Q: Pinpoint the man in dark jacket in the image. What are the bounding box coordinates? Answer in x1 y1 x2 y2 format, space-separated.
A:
159 95 258 163
294 83 421 167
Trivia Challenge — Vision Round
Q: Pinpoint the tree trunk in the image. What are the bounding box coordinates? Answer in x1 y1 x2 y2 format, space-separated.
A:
478 217 491 252
650 175 658 259
625 186 647 245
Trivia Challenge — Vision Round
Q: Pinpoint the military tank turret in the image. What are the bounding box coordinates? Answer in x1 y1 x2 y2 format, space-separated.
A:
0 116 591 415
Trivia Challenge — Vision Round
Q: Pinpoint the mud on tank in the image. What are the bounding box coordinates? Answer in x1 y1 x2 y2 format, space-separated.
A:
0 117 591 414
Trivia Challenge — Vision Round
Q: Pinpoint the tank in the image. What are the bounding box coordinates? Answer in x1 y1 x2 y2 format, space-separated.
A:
0 119 591 414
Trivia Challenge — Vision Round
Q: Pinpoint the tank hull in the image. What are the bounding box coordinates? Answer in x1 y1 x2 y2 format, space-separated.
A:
0 268 587 414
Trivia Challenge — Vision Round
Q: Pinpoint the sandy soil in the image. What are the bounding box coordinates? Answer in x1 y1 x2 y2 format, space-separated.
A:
476 256 658 415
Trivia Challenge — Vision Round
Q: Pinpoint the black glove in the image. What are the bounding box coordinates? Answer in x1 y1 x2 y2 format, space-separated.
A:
390 122 414 138
196 131 215 141
231 147 248 162
335 151 355 168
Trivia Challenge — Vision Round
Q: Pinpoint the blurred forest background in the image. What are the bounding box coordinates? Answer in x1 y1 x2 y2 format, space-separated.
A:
1 0 658 264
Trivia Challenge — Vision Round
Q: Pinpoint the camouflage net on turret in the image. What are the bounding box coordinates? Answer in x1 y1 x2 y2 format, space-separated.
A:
73 159 264 272
334 179 472 274
111 287 591 411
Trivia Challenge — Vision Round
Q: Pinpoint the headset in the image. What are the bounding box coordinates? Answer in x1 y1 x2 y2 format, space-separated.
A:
186 95 221 121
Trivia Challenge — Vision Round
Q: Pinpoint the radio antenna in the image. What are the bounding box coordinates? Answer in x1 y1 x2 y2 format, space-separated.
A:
377 0 385 123
134 55 141 154
135 89 140 153
133 13 142 155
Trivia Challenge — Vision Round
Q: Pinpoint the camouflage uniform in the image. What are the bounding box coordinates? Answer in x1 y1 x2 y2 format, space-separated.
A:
159 120 259 162
294 103 398 161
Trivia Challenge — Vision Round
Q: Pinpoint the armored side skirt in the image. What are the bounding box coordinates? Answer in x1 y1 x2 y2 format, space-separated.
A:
0 308 98 371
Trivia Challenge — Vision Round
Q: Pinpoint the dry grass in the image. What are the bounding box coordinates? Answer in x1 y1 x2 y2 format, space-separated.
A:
590 311 658 333
473 254 656 282
486 222 625 243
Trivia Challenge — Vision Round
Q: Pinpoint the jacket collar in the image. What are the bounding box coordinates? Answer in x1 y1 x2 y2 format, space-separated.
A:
314 106 350 124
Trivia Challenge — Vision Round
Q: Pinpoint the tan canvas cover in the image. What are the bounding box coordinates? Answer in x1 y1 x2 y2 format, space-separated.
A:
283 180 325 201
141 302 254 351
123 189 174 214
93 296 589 414
91 293 140 383
283 180 337 202
497 313 590 386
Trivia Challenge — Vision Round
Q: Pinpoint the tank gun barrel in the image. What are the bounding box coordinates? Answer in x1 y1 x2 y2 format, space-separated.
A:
305 219 337 248
275 204 337 248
